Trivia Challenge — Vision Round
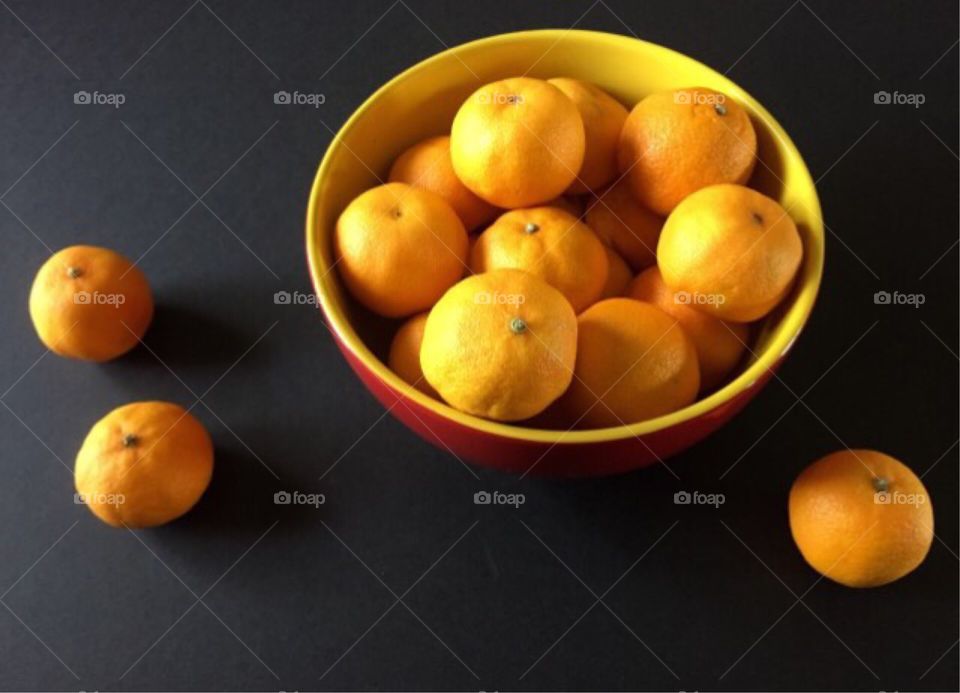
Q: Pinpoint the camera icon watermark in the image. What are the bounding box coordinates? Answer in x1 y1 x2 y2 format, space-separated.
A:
274 290 318 306
474 291 525 305
674 90 725 106
74 90 126 108
274 490 325 508
874 491 926 506
274 90 326 108
473 490 525 508
873 290 925 308
75 491 125 507
477 92 524 105
873 90 925 108
74 290 126 308
674 290 726 306
673 490 725 508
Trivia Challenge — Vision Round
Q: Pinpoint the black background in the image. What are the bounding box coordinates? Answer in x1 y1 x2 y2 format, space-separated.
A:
0 1 957 691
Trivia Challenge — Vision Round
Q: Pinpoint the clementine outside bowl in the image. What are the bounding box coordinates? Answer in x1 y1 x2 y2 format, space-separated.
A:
306 29 824 477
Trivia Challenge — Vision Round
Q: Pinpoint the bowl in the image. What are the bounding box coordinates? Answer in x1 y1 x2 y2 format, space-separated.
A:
306 29 824 477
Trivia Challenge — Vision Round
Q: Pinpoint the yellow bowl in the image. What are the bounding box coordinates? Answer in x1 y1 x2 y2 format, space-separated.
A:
306 29 824 476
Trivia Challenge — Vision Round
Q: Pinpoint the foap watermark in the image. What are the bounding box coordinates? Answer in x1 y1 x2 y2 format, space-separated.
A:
274 490 325 508
874 90 925 108
874 491 927 507
474 291 525 305
274 90 326 108
674 89 725 106
675 290 726 307
74 290 126 307
477 92 524 105
674 490 725 508
75 491 125 507
274 290 318 306
874 290 925 308
474 490 525 508
74 90 125 108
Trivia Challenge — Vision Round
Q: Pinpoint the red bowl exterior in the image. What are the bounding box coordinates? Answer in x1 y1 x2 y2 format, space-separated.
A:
326 312 780 477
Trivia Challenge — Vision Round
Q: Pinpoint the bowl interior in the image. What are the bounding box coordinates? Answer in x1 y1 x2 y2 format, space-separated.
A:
307 29 824 443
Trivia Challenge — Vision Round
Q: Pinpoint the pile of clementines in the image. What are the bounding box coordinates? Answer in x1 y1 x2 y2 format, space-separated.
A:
29 244 213 528
335 77 801 426
20 72 933 590
334 76 935 588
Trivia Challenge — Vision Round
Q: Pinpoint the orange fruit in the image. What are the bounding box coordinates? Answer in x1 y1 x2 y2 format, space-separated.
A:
585 178 663 271
618 88 757 215
469 206 608 313
546 195 585 218
29 245 154 362
334 182 468 318
388 135 499 231
789 450 934 588
626 267 748 391
466 234 480 273
657 183 802 322
420 269 577 421
450 77 585 208
548 77 628 194
74 401 214 528
598 245 632 300
388 312 440 398
559 298 699 428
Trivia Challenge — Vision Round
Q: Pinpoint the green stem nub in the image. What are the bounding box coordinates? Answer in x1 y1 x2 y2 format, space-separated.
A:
714 103 727 116
509 317 527 334
67 266 83 279
524 223 540 234
872 476 889 493
122 433 139 448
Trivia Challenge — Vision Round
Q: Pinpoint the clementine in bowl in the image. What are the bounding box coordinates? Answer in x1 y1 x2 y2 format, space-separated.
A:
585 178 663 271
306 30 824 476
420 269 577 422
558 298 700 429
626 267 749 392
469 206 608 313
334 182 468 318
618 87 757 216
450 77 585 208
657 183 803 322
388 135 499 231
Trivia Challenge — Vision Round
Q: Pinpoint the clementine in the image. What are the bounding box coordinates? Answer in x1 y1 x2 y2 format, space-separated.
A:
618 87 757 215
29 245 154 362
584 178 663 271
469 206 607 313
75 401 214 528
450 77 585 208
657 183 802 322
789 450 934 588
626 267 748 391
559 298 699 428
546 195 585 218
334 182 468 318
598 245 632 300
420 269 577 421
548 77 628 194
388 312 440 398
388 135 498 231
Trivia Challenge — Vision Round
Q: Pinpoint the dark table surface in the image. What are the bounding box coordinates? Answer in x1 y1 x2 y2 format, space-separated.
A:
0 1 957 691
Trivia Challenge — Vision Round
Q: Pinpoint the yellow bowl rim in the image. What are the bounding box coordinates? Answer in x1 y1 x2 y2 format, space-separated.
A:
306 28 825 445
